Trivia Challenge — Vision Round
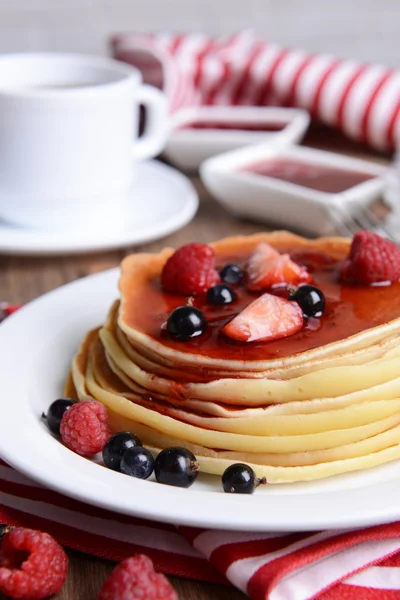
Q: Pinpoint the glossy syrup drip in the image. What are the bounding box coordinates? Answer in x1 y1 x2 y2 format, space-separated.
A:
124 248 400 361
240 158 376 193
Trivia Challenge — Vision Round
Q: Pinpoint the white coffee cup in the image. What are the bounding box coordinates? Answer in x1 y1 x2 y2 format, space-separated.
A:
0 53 168 230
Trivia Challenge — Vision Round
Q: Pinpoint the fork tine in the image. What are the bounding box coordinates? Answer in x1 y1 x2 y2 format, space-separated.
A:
328 213 353 237
328 202 397 241
328 206 360 237
348 206 375 231
349 202 394 240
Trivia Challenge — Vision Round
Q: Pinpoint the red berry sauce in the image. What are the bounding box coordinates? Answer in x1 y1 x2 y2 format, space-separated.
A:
240 158 376 193
122 246 400 361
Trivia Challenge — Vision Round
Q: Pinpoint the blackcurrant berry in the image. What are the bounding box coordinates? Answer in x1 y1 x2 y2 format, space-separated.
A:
42 398 75 435
120 446 154 479
206 284 237 305
103 432 142 471
167 306 207 341
154 447 199 488
222 463 267 494
219 264 243 284
291 284 326 317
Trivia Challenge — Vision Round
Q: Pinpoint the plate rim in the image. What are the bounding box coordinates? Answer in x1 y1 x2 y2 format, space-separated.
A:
1 269 400 531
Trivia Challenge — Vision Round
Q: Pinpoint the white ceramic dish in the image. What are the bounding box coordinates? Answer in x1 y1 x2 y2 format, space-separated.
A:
384 169 399 210
163 106 310 171
2 270 400 531
200 144 390 237
0 160 198 256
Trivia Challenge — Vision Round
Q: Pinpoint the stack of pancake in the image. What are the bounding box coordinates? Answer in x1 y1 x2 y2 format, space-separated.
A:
66 232 400 483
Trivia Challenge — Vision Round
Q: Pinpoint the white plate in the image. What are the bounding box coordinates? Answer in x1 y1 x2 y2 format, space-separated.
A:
163 106 310 171
2 270 400 531
0 160 198 256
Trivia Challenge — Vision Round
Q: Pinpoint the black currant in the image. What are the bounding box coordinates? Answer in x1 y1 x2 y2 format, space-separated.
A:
219 264 243 284
42 398 75 435
120 446 154 479
222 463 267 494
167 306 207 341
103 432 142 471
206 284 237 305
154 447 199 488
291 284 326 317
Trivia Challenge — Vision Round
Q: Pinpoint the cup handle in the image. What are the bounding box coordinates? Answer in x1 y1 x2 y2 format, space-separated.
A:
132 84 168 161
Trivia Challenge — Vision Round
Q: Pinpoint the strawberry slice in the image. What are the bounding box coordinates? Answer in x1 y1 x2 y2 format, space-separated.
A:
222 293 303 342
246 242 311 291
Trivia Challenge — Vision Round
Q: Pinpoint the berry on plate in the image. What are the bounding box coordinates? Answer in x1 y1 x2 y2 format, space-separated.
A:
98 554 177 600
154 447 199 488
290 284 326 317
42 398 75 436
246 242 311 290
222 293 303 342
219 263 243 284
206 283 237 305
161 243 220 295
222 463 267 494
120 446 155 479
60 400 109 457
167 305 207 341
0 527 68 599
341 230 400 284
103 432 142 471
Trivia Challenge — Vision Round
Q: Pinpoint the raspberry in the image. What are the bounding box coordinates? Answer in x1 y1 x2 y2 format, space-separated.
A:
341 230 400 284
60 400 109 457
0 527 68 599
98 555 178 600
161 243 220 295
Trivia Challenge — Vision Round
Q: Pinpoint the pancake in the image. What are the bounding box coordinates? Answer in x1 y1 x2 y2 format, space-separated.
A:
66 232 400 483
119 232 400 370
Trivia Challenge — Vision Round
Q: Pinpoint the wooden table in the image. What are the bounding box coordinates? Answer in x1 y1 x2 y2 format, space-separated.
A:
0 127 391 599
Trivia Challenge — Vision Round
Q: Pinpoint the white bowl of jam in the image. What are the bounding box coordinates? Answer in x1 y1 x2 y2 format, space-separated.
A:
163 106 310 171
200 144 390 236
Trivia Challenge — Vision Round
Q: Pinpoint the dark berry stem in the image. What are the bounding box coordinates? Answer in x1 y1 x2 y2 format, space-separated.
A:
189 460 200 473
0 526 14 538
256 476 267 488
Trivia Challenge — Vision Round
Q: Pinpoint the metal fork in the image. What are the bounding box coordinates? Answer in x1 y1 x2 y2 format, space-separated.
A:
328 201 397 241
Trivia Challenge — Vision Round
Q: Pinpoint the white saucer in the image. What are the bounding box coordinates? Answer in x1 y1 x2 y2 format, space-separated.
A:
0 160 198 256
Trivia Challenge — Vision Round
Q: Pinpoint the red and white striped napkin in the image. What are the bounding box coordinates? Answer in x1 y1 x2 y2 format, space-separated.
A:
110 31 400 152
1 304 400 599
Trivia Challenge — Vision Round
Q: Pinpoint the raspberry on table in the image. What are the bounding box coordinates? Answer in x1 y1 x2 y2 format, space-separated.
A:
0 527 68 600
341 230 400 284
161 243 220 295
98 554 178 600
60 400 109 457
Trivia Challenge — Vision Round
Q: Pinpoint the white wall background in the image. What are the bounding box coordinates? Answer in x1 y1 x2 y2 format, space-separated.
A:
0 0 399 67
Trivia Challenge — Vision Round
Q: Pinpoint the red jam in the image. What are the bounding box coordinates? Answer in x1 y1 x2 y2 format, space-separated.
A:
124 248 400 361
179 121 288 132
240 158 376 193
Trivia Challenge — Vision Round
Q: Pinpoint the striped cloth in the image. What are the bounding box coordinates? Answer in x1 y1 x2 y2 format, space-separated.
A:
110 31 400 152
1 304 400 599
